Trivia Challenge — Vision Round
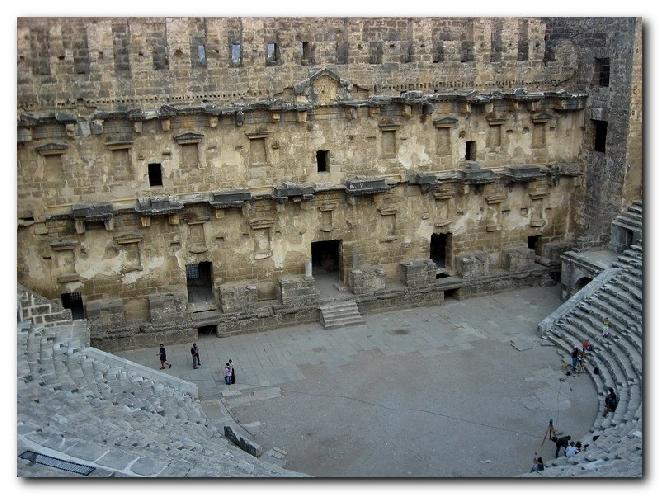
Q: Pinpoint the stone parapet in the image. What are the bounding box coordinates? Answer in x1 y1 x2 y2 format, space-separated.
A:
279 276 319 307
399 260 436 288
349 265 386 295
219 282 258 313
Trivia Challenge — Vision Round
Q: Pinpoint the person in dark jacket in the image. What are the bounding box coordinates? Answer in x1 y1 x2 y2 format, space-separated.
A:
191 343 201 369
530 453 545 472
551 435 571 458
571 347 580 373
603 388 618 417
229 359 236 384
158 344 172 369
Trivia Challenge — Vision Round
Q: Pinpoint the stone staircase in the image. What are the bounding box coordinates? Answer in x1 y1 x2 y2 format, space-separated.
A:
611 200 643 234
610 200 643 254
17 286 304 478
319 300 365 329
531 243 643 477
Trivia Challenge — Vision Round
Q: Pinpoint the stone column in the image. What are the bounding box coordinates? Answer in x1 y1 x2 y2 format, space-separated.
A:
304 259 313 278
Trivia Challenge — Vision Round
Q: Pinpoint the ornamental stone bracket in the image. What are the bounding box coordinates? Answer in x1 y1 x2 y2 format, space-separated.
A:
71 203 114 233
209 190 252 209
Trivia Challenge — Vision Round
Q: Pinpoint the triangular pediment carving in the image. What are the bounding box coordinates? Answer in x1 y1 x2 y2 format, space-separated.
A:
173 132 204 145
292 69 359 105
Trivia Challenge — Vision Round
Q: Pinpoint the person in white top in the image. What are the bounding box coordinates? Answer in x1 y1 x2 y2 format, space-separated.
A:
565 442 578 457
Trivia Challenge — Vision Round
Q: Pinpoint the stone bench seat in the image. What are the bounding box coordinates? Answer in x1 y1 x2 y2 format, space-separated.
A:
571 310 642 378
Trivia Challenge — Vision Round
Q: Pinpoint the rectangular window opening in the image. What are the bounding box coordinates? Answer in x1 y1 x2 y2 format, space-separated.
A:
148 163 163 187
301 41 313 65
594 120 608 153
465 141 476 161
266 42 280 65
197 44 207 66
231 42 242 65
316 150 329 172
594 57 610 87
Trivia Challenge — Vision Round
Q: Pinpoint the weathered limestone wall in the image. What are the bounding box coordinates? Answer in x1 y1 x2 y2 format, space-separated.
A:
17 94 584 221
622 19 643 207
16 17 643 350
541 17 643 246
18 17 579 114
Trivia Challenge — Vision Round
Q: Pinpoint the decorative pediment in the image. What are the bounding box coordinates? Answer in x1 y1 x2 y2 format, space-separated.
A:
245 129 270 140
378 118 400 130
531 112 553 123
432 116 458 128
49 239 79 251
249 217 275 230
105 137 134 150
35 142 68 156
114 232 144 245
486 116 506 126
173 132 204 145
292 68 354 105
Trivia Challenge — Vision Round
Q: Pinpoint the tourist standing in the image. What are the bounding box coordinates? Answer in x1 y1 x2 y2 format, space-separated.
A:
158 344 172 370
551 435 571 458
570 347 580 373
602 317 611 338
224 363 232 385
603 388 618 417
191 343 201 369
229 358 236 384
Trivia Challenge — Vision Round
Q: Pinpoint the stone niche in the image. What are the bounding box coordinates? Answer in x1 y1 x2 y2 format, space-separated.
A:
349 265 386 295
219 281 258 313
279 276 319 307
459 251 489 279
399 259 436 288
148 292 188 326
503 247 537 272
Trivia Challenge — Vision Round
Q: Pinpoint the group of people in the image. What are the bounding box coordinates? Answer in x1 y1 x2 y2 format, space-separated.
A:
157 343 237 385
531 318 619 472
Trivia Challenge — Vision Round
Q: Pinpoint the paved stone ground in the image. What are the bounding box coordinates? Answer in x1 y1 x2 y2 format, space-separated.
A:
118 286 597 477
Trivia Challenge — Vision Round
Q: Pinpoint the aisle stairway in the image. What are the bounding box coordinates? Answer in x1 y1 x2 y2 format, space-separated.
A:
17 289 303 478
319 300 365 329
